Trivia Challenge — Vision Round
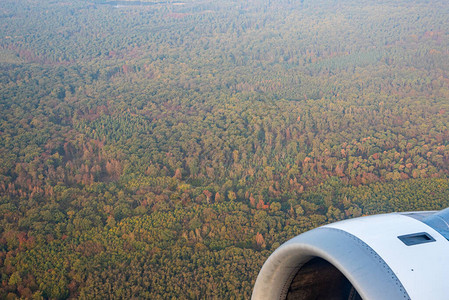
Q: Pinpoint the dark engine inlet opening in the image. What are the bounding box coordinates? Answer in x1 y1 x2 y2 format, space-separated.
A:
286 257 362 300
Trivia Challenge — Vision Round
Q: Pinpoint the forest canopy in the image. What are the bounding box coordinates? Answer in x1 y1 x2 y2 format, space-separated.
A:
1 0 449 298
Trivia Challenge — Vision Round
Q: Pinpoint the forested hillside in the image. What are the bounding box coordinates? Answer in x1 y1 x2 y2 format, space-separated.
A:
1 0 449 298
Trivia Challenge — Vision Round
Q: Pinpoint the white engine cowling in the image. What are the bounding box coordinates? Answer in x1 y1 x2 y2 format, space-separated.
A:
252 208 449 300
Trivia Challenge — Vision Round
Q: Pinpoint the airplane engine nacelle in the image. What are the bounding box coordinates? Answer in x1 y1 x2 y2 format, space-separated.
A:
252 208 449 300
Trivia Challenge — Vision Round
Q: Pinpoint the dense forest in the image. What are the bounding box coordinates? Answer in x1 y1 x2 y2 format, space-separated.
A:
1 0 449 298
